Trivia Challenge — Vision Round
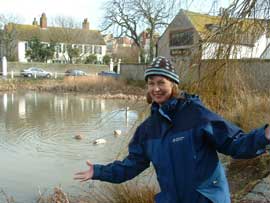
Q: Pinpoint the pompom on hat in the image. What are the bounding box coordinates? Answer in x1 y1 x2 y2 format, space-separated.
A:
144 56 180 84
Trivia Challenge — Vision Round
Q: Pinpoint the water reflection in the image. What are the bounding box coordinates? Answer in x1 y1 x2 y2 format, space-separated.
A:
0 91 147 202
18 97 26 119
3 93 7 112
0 92 141 130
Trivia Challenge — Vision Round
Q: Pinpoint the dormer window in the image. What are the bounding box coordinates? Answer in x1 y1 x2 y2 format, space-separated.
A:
170 29 194 47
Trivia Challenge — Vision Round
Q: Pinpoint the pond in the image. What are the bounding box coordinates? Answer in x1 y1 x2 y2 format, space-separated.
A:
0 91 147 202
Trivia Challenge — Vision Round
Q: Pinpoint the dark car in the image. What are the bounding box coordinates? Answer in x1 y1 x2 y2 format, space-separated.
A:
65 69 87 76
21 67 52 78
98 71 120 78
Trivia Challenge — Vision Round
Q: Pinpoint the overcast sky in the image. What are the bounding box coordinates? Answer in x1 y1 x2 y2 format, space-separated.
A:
0 0 230 30
0 0 106 29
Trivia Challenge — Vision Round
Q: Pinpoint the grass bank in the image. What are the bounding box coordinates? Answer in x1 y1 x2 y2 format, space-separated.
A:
0 76 146 100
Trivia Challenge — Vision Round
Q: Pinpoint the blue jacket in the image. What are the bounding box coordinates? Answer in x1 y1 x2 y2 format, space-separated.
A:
92 94 270 203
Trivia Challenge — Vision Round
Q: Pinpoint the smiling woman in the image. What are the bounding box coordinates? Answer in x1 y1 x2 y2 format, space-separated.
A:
144 57 180 105
74 56 270 203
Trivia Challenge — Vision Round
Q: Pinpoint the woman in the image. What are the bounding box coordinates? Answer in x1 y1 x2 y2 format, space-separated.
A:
74 56 270 203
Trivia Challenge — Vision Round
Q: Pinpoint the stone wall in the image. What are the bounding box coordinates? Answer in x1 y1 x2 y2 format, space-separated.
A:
198 59 270 91
120 64 147 81
120 59 270 90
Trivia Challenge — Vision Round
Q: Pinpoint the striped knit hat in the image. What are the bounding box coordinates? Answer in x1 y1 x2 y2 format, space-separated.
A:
144 56 179 84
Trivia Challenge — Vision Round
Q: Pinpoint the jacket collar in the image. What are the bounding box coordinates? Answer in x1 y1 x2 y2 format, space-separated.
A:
151 97 179 121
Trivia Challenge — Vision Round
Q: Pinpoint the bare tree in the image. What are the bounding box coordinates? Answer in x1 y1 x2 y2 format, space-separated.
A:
134 0 176 61
0 13 22 29
50 16 81 29
0 13 22 60
101 0 179 62
112 46 140 63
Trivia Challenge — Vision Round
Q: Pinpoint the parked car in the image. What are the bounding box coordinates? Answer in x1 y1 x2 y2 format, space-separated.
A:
21 67 52 78
65 69 87 76
98 71 120 78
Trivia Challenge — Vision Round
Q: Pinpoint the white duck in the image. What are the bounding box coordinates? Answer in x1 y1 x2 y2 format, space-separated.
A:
93 138 107 145
113 129 122 136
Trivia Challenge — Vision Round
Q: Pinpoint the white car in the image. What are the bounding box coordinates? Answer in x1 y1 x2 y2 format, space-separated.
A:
21 67 52 78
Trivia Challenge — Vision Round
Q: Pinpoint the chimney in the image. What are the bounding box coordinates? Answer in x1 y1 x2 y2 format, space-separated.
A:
82 18 90 30
40 13 47 29
32 18 38 26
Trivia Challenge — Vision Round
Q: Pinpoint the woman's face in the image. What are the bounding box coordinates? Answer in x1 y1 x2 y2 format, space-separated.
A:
147 75 173 105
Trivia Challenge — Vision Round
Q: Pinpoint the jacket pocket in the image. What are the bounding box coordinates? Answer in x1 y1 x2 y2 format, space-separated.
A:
196 162 230 203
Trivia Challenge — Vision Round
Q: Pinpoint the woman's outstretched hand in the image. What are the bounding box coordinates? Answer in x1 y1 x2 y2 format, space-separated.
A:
74 160 94 182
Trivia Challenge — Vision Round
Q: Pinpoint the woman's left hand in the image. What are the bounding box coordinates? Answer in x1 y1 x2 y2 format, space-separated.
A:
265 126 270 140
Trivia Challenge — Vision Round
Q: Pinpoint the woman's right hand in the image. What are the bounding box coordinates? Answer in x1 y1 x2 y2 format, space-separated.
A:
74 160 94 182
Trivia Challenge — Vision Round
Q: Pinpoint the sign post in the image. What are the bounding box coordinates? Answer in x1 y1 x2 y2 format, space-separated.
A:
117 58 121 74
109 58 114 72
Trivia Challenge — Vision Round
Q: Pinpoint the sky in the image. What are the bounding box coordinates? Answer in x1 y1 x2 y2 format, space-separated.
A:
0 0 230 30
0 0 106 29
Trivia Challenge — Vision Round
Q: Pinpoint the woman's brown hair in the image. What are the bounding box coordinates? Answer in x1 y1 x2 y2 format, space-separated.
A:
146 82 180 104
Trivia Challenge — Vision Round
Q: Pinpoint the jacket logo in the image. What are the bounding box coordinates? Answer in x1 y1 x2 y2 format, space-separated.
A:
172 136 184 143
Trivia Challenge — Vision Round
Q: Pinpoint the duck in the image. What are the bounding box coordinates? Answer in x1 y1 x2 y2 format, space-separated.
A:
93 138 107 145
74 134 83 140
113 129 122 136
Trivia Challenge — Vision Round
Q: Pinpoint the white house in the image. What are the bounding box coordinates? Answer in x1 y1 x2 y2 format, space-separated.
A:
1 13 106 63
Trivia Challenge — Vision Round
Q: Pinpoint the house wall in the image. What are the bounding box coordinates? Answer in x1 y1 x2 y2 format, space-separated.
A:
158 11 202 75
17 40 107 63
252 33 269 58
261 43 270 58
201 43 255 59
18 41 27 62
201 37 270 59
256 34 270 58
0 43 4 58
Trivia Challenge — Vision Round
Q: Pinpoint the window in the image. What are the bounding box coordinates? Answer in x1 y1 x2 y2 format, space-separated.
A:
94 46 102 54
79 45 83 54
85 45 92 54
25 42 28 50
59 44 62 53
170 29 194 47
55 44 61 53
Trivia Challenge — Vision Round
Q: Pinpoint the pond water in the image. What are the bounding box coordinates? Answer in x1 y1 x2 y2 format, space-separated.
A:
0 91 147 202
